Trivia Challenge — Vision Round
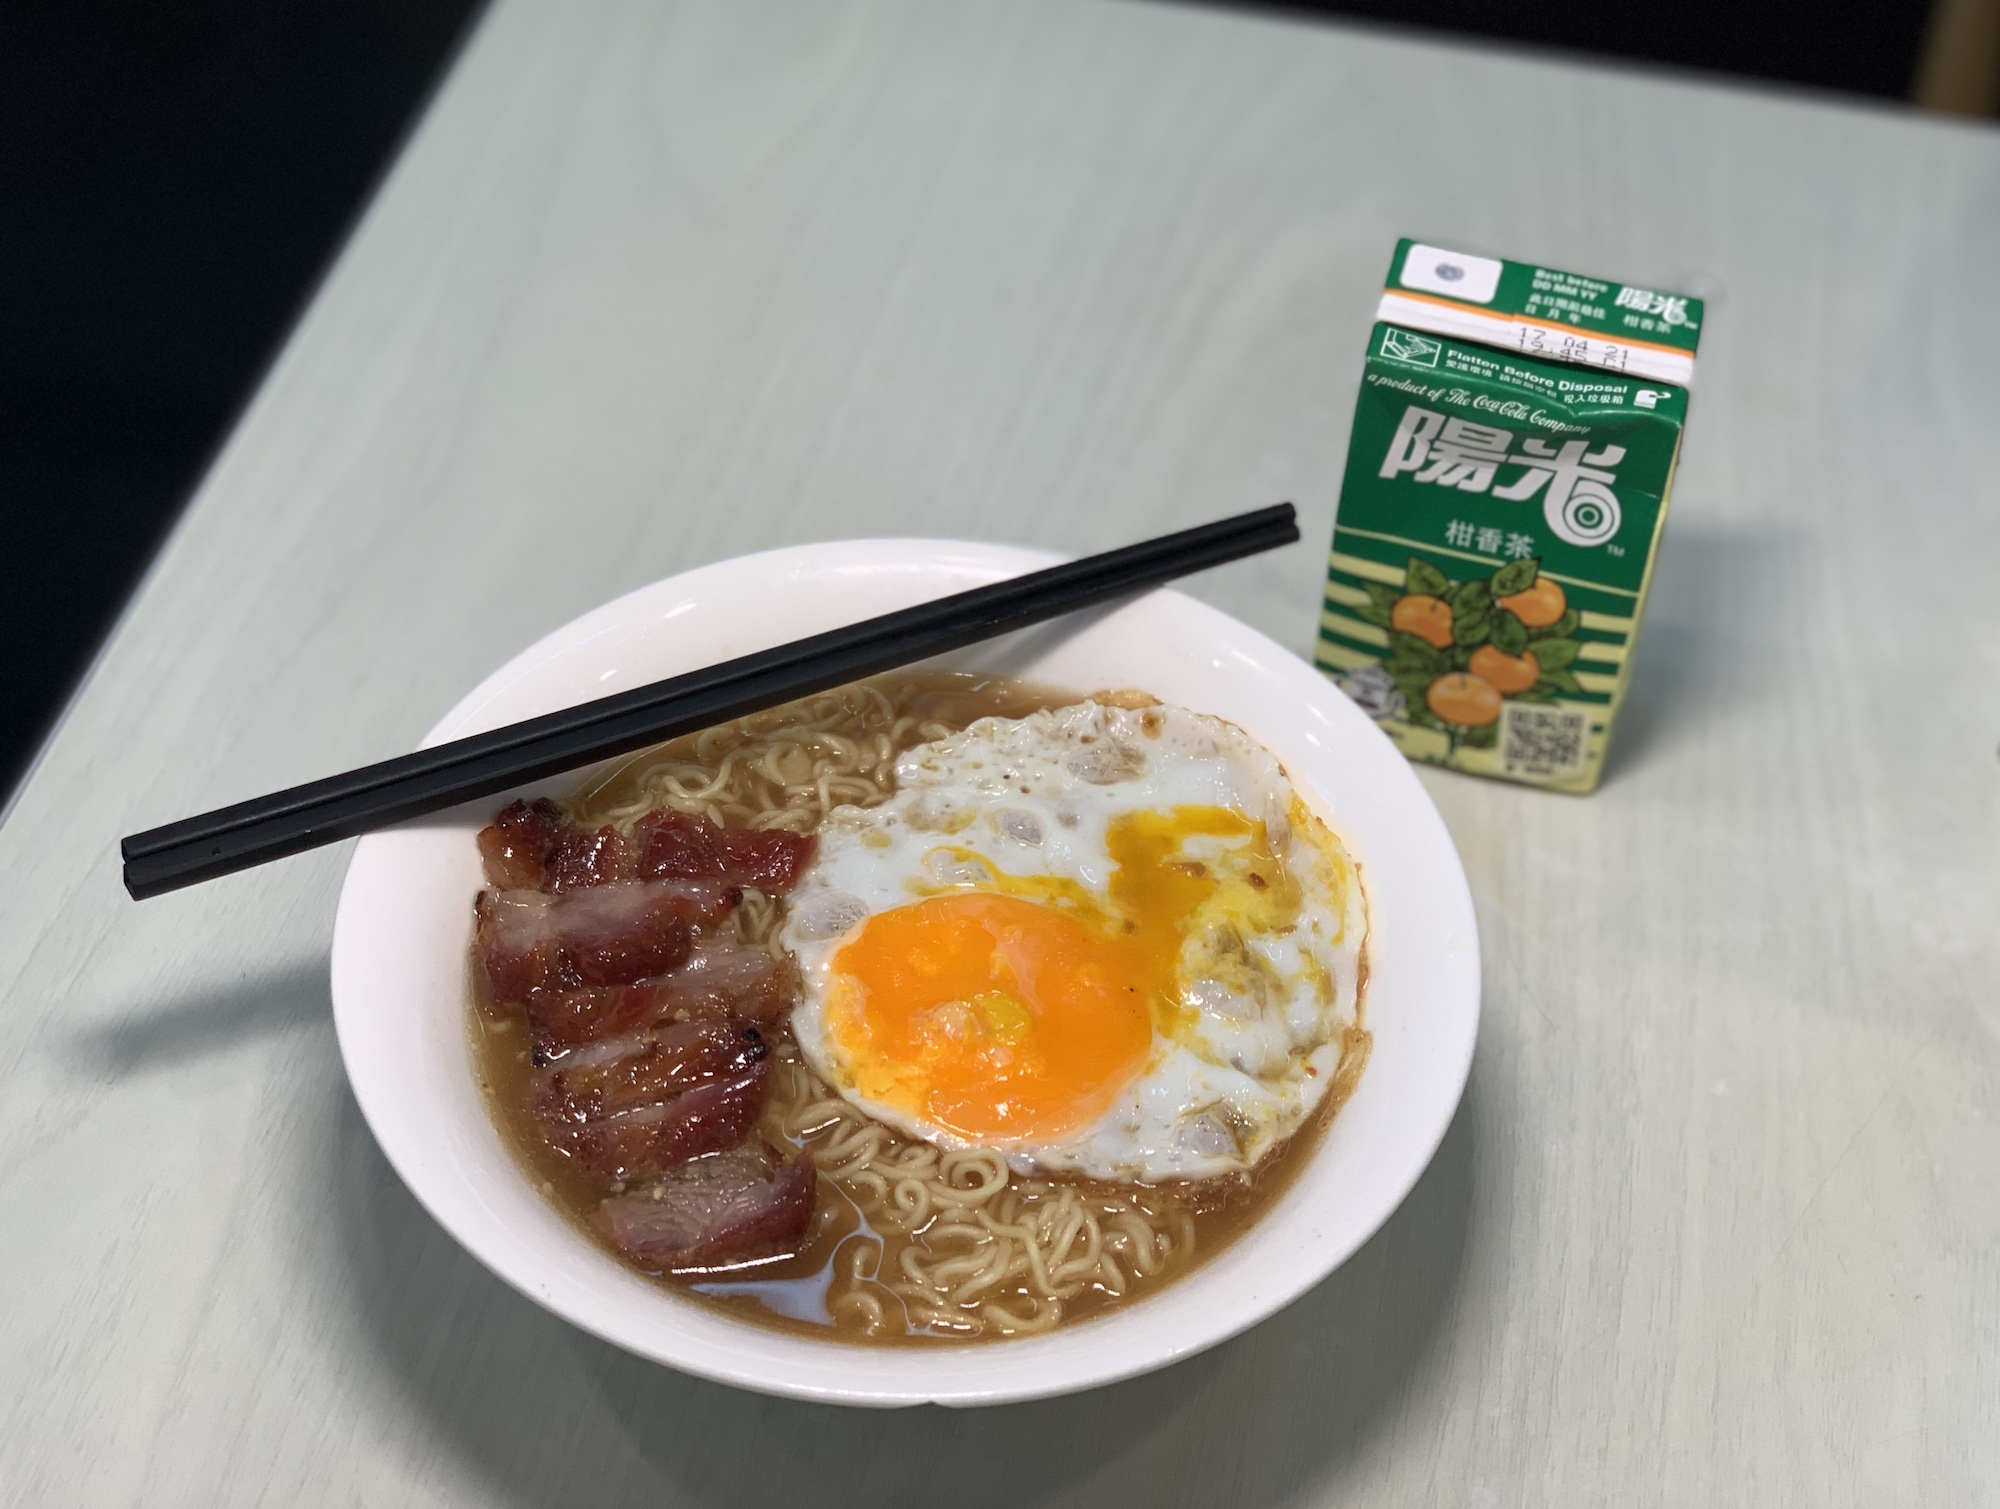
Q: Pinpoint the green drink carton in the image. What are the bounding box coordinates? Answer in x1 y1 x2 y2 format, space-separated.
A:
1316 240 1703 793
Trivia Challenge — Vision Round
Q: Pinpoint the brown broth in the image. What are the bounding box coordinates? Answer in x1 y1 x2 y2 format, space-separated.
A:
467 671 1371 1344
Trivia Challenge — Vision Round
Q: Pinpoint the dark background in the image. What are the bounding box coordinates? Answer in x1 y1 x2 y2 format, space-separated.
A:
0 0 1958 801
1252 0 1934 97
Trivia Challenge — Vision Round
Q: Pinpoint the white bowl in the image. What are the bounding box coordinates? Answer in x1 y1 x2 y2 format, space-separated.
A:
330 539 1479 1408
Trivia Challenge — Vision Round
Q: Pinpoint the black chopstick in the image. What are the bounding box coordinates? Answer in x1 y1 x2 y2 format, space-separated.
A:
121 504 1299 899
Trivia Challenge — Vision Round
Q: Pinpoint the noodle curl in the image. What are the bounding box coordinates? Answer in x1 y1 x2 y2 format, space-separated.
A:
772 1056 1195 1337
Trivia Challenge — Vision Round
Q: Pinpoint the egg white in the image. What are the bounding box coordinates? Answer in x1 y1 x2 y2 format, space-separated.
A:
781 699 1367 1182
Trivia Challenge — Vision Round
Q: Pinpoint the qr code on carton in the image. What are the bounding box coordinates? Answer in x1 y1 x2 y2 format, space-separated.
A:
1501 702 1588 779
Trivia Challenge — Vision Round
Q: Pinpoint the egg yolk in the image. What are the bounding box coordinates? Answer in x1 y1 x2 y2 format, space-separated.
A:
823 892 1148 1141
822 805 1305 1142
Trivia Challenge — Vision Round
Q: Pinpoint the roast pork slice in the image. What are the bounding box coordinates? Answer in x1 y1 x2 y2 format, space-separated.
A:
476 798 568 890
634 808 817 894
475 879 737 1003
598 1144 817 1269
538 1060 772 1181
544 823 638 891
522 938 795 1059
476 797 640 891
542 1020 768 1114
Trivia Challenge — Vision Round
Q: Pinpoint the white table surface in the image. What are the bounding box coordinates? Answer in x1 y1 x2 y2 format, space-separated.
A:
5 0 1997 1502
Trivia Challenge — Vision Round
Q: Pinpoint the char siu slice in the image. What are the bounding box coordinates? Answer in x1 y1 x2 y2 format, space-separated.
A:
653 937 796 1023
475 879 737 1003
539 1059 772 1181
543 1020 767 1113
545 824 637 890
477 799 567 889
524 984 657 1058
598 1145 816 1268
634 809 816 894
481 801 815 895
522 938 794 1059
477 798 639 891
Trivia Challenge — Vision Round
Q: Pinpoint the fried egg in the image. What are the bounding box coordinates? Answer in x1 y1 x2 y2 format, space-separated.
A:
780 698 1367 1183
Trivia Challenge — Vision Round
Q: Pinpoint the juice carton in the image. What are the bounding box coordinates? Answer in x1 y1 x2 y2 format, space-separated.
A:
1316 240 1703 792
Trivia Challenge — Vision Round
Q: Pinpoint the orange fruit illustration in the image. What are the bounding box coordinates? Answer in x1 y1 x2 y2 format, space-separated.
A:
1496 576 1566 628
1390 593 1455 650
1468 644 1541 694
1426 672 1503 727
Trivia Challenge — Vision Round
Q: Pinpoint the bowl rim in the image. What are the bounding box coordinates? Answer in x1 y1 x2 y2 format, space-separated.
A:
330 537 1480 1407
